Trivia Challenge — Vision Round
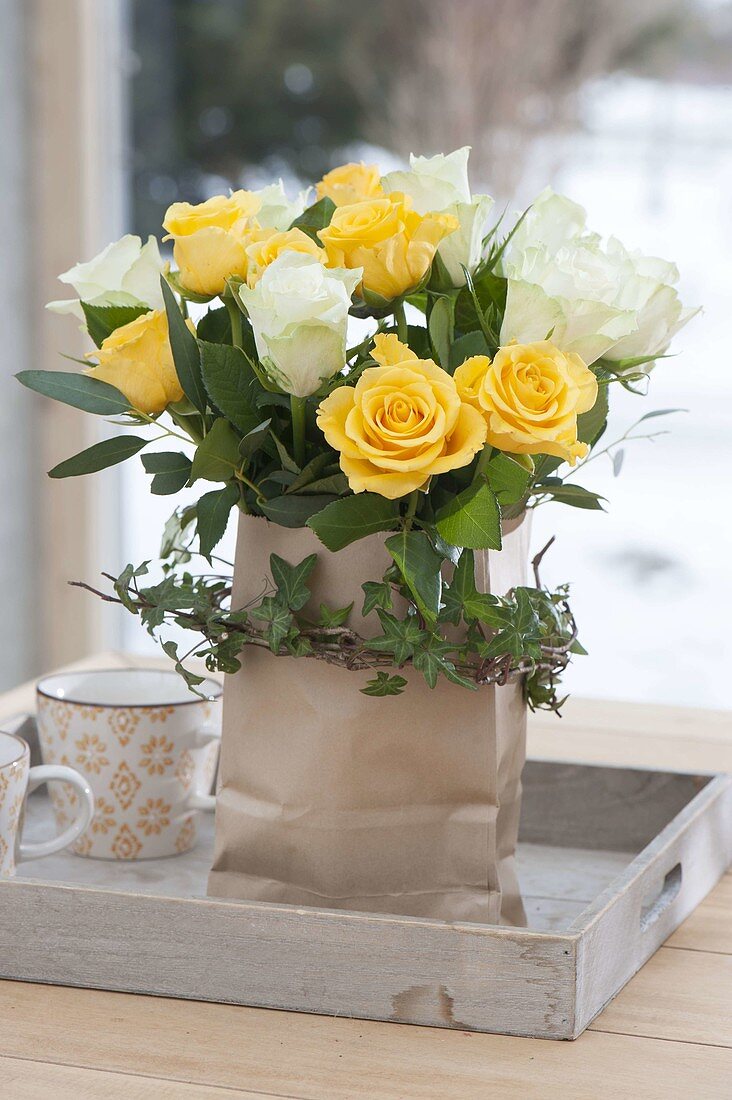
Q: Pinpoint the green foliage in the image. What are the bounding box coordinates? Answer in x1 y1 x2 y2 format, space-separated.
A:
290 196 336 241
308 493 399 551
16 370 130 415
428 295 454 369
190 418 242 483
80 303 149 348
435 480 502 551
102 543 579 712
142 451 192 495
385 530 442 626
199 341 263 436
161 276 207 414
196 484 239 558
49 435 148 478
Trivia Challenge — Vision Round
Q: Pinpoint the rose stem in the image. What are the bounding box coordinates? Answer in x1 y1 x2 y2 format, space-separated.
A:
225 296 244 350
394 301 408 343
290 396 307 468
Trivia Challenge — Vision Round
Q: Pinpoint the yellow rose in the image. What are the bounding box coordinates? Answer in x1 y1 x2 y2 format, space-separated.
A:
318 193 458 301
162 190 261 296
245 227 325 287
454 342 599 465
316 162 384 207
87 309 189 414
317 334 486 499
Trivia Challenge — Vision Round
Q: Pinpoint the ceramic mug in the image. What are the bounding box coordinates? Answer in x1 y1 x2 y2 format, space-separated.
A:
36 669 222 860
0 729 94 877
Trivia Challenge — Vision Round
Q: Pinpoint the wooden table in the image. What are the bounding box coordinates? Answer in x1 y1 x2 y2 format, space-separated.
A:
2 653 731 1099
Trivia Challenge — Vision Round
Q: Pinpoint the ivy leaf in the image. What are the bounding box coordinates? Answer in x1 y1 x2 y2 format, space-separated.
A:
435 479 502 550
161 276 207 414
413 635 476 690
249 596 293 653
365 609 427 665
270 553 317 611
161 640 206 693
190 419 242 483
318 602 353 628
199 341 262 436
385 530 442 626
428 295 454 369
80 302 149 348
441 551 508 628
49 434 148 478
290 196 336 242
480 588 542 660
142 451 192 496
16 370 130 415
196 484 239 558
361 580 393 618
308 494 399 552
361 672 408 697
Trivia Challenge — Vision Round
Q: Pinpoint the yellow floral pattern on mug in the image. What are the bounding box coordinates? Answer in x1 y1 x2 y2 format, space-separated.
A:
74 733 110 775
139 735 175 776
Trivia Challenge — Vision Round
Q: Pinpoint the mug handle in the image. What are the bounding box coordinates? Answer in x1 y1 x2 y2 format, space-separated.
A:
19 765 95 861
186 722 222 812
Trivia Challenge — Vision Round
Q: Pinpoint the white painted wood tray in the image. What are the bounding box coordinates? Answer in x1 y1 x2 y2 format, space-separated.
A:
1 715 731 1040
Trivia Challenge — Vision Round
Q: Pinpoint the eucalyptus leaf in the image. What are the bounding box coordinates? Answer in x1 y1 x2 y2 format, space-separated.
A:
17 370 130 415
49 434 148 478
259 494 336 528
196 484 240 558
190 418 242 483
142 450 192 496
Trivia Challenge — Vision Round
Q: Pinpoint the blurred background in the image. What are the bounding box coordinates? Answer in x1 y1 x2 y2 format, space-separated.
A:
1 0 730 707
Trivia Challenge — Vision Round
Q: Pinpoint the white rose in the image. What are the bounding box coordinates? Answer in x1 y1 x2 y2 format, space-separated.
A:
382 147 494 286
46 235 165 319
500 188 698 365
251 181 311 232
237 252 361 398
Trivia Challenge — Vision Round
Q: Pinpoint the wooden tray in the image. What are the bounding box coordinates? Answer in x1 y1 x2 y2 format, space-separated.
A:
1 714 730 1040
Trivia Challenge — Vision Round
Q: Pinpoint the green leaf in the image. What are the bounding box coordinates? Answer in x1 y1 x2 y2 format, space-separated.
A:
540 484 606 510
270 553 317 611
161 640 206 693
318 601 353 628
413 636 476 690
80 302 149 348
48 434 147 478
249 596 293 653
428 295 454 369
291 196 336 242
435 479 502 550
238 419 272 461
484 452 532 507
142 451 192 496
361 580 393 618
259 494 336 528
385 530 442 626
16 369 130 415
361 672 408 697
161 276 207 414
190 418 242 483
196 484 239 558
196 306 232 345
365 609 426 664
441 551 507 627
199 341 262 436
448 330 490 371
307 493 399 552
300 472 349 496
285 452 331 494
577 382 609 447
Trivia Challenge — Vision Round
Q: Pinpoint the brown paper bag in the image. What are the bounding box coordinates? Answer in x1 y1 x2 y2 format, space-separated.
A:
208 511 532 925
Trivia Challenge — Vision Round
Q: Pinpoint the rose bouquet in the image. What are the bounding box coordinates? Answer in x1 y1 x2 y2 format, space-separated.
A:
22 147 696 922
23 148 694 709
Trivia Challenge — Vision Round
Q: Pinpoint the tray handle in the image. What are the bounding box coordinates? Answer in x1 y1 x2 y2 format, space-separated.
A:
639 861 683 933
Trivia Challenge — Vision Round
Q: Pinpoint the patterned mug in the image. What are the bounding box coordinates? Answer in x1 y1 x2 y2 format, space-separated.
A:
0 729 94 877
36 669 222 860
